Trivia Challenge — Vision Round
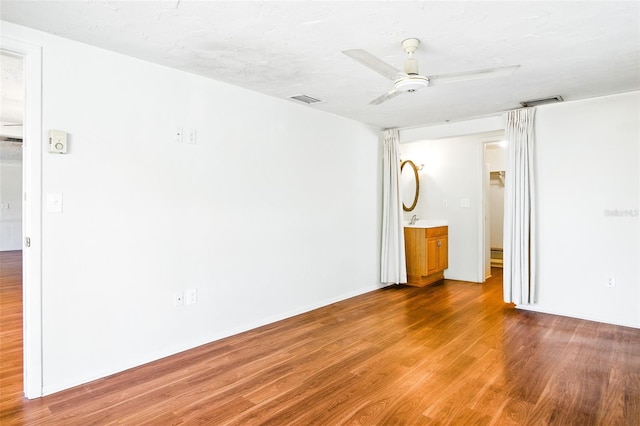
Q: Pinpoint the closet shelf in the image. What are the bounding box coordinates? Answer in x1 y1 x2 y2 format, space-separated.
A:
490 170 505 186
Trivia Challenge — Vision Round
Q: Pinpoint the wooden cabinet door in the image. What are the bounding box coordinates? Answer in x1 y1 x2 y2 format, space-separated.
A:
438 236 448 271
426 237 439 275
427 235 448 274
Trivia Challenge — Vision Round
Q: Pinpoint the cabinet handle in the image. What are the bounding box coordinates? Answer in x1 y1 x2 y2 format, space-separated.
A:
437 240 441 248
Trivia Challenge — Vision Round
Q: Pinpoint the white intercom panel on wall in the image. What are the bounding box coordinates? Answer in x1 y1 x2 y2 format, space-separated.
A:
48 130 67 154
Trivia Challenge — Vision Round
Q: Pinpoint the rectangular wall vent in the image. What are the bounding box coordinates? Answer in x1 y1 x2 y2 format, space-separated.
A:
520 95 564 107
289 94 322 104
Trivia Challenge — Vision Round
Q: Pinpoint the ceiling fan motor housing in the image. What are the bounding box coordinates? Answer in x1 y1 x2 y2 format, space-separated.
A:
395 76 429 92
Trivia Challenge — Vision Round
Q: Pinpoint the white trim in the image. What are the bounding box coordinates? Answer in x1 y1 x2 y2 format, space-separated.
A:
516 305 640 330
476 147 486 283
482 160 491 280
1 36 43 399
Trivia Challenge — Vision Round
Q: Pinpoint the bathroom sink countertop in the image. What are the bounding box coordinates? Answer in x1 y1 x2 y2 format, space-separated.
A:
403 219 448 228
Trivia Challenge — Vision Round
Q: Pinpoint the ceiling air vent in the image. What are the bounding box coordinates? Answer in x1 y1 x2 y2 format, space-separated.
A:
289 94 322 105
520 96 564 108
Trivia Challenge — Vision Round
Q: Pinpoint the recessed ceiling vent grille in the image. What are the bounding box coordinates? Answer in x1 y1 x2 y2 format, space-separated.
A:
289 94 322 105
520 96 564 107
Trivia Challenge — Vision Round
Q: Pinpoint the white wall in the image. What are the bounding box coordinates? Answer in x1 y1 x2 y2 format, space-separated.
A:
486 146 505 249
0 162 22 250
529 92 639 327
2 22 383 395
402 115 504 143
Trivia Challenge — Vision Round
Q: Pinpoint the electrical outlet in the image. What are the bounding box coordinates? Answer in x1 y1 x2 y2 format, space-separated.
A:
186 288 197 305
174 127 183 143
174 291 184 307
606 276 616 288
443 199 448 208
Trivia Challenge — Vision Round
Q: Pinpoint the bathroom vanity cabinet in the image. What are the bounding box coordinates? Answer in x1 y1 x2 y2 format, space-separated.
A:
404 225 448 287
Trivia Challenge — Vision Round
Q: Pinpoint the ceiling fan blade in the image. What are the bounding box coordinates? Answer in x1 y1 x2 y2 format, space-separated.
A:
370 89 403 105
343 49 402 81
427 65 520 85
0 136 23 142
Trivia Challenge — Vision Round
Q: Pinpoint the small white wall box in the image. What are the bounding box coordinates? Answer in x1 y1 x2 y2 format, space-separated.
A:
48 130 67 154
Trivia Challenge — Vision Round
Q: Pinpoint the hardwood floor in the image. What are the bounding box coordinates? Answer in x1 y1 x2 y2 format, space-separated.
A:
0 251 23 421
1 252 639 425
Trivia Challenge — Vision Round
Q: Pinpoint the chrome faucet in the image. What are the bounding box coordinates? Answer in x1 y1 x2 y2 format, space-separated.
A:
410 214 418 225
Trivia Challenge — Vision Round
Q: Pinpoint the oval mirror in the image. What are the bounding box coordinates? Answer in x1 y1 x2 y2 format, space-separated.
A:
400 160 419 211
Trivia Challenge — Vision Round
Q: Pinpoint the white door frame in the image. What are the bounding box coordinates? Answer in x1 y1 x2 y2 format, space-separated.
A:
483 159 491 279
1 36 43 399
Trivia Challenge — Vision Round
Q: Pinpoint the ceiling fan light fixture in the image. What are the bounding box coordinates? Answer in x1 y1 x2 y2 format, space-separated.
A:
395 76 429 92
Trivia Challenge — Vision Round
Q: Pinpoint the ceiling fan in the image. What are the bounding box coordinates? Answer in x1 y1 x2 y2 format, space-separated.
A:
343 38 520 105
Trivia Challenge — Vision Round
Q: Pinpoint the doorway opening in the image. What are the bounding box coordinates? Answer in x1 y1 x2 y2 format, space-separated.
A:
1 36 44 399
483 140 506 280
1 51 24 250
0 50 25 400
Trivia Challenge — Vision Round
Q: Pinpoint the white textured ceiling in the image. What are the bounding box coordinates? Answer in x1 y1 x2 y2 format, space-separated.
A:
1 1 639 129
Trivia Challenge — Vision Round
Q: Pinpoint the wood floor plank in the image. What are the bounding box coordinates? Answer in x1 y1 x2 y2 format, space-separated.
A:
2 253 640 425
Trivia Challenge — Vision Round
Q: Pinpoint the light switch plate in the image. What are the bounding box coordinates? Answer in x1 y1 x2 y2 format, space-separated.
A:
186 129 196 144
186 288 197 305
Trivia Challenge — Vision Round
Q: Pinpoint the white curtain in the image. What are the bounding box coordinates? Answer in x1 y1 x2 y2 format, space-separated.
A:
503 108 536 304
381 129 407 284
